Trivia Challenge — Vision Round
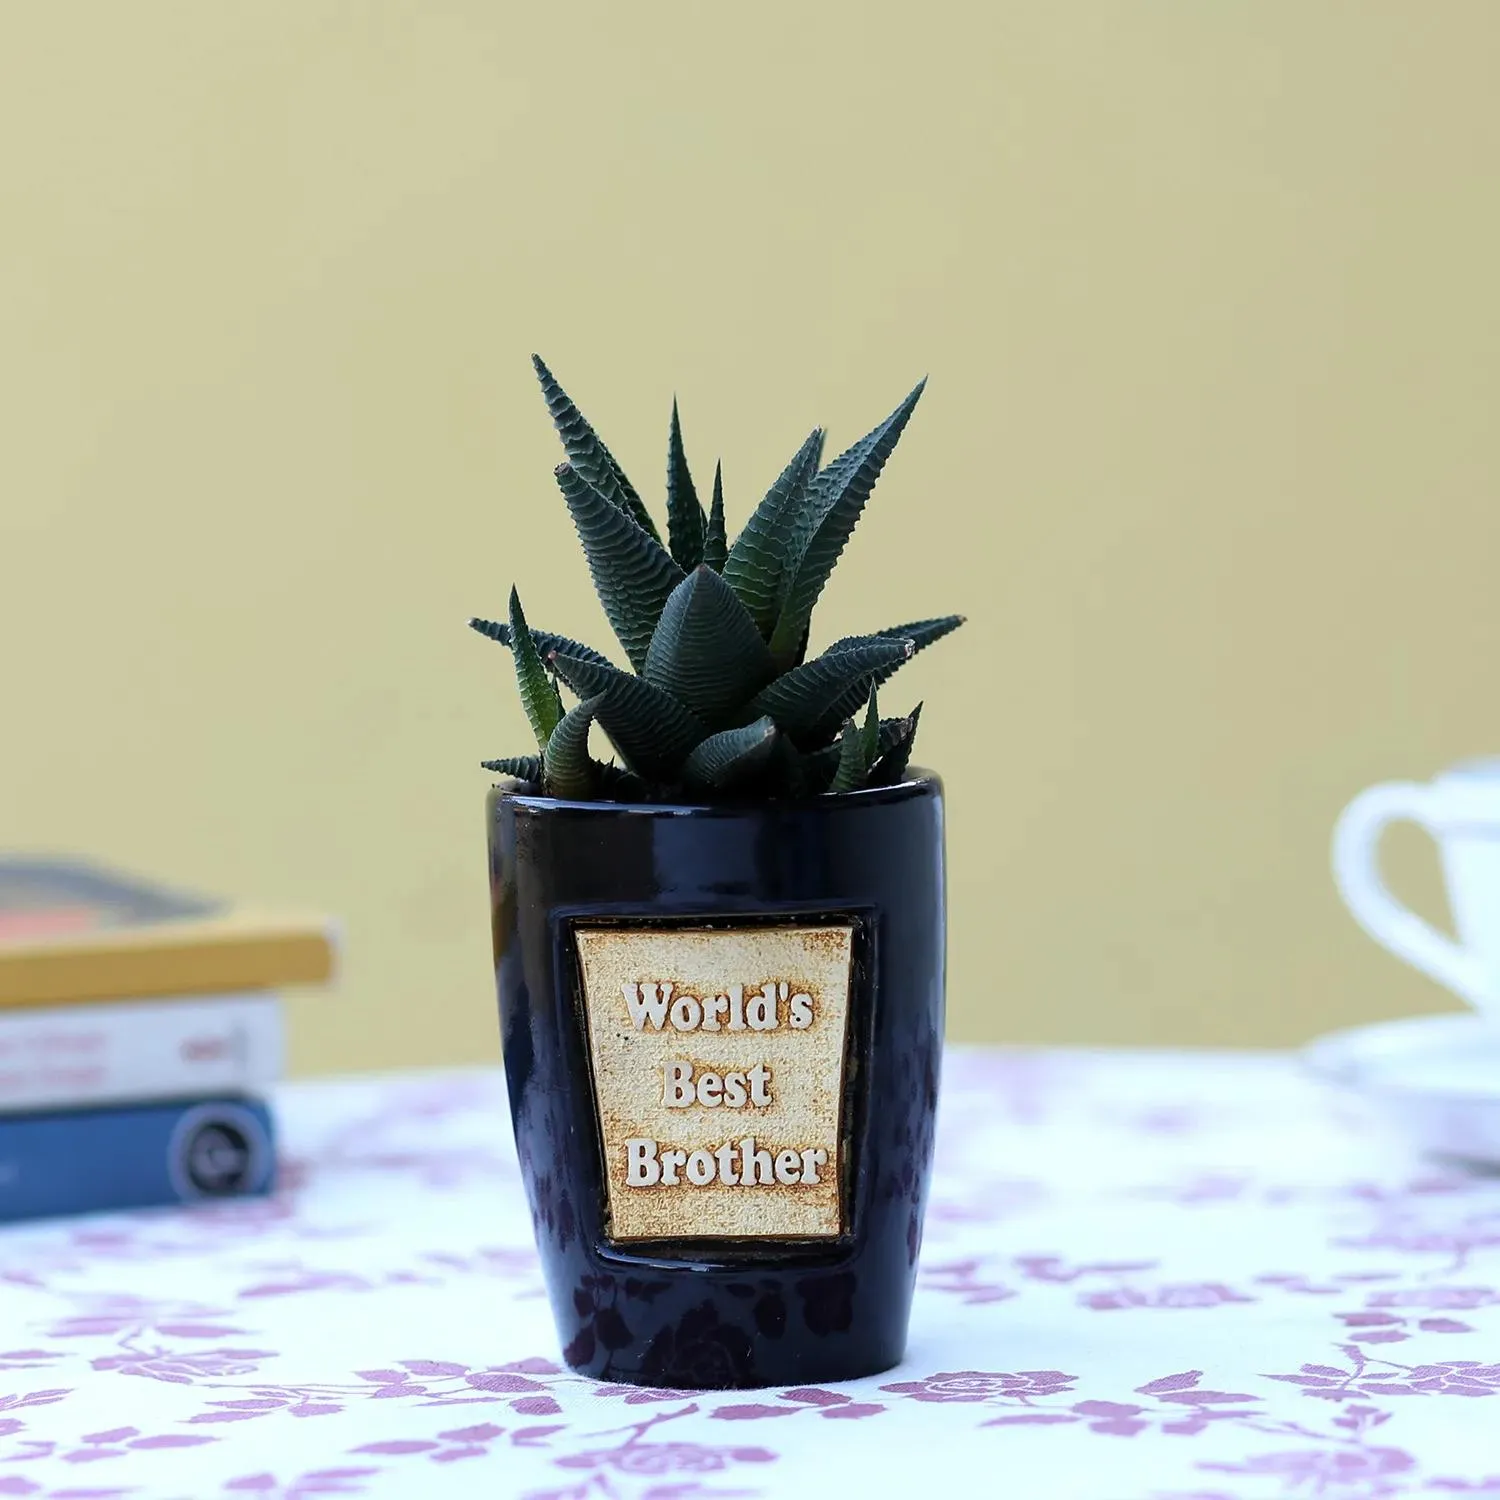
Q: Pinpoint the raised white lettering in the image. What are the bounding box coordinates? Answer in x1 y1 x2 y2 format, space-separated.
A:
660 1062 772 1108
623 981 671 1030
748 1062 772 1107
621 1138 832 1189
741 1136 774 1185
669 993 703 1030
620 978 824 1030
626 1139 661 1186
664 1060 694 1107
747 984 778 1031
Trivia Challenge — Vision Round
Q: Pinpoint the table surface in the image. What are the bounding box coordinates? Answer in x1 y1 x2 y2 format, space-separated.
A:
0 1048 1497 1500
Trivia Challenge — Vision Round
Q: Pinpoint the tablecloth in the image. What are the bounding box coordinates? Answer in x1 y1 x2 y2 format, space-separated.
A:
0 1047 1497 1500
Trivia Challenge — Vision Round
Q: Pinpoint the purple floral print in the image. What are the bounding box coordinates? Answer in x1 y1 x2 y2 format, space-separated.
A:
880 1369 1078 1402
0 1050 1494 1498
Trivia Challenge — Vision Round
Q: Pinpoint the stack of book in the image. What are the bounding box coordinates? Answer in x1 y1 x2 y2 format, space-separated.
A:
0 857 336 1223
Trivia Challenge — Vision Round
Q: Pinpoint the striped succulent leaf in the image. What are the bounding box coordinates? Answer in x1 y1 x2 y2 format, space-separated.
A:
665 399 705 571
553 462 684 674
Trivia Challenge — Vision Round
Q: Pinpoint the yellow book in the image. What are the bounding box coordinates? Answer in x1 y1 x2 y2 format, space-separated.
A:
0 858 337 1008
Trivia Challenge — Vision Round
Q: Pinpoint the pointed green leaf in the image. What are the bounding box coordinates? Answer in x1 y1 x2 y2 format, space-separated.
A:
859 684 880 767
806 617 962 738
543 695 602 800
468 616 614 670
550 651 707 779
665 399 704 571
869 702 922 785
722 428 824 636
682 716 780 790
800 710 916 790
828 717 870 793
768 380 926 663
480 754 543 783
750 637 914 741
827 614 965 663
532 355 660 540
643 566 777 727
508 588 563 753
554 462 685 673
701 462 728 572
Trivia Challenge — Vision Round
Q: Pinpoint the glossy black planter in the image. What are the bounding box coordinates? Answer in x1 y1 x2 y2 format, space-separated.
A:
487 772 945 1387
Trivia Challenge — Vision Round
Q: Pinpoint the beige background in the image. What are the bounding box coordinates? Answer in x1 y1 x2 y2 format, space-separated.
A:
3 4 1498 1074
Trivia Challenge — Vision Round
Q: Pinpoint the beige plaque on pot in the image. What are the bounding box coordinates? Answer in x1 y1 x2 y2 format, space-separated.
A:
574 923 855 1242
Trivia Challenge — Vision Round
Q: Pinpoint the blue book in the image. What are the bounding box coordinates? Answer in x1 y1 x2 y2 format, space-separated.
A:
0 1096 275 1223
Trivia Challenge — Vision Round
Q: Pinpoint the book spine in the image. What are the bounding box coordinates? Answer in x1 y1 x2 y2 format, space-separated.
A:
0 914 337 1009
0 994 282 1113
0 1096 276 1222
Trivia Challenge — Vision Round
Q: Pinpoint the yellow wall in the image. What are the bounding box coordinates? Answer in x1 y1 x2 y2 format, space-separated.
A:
3 4 1498 1074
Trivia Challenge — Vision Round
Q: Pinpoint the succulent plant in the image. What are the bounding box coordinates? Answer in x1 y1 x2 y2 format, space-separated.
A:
471 356 962 801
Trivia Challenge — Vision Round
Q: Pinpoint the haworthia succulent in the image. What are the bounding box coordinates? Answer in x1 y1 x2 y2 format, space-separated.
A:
800 709 917 790
826 614 965 665
480 754 543 782
701 462 728 573
553 462 685 674
475 362 960 799
665 400 704 572
858 685 880 768
682 716 779 790
508 588 564 753
532 355 660 541
750 637 914 740
543 695 602 799
722 427 824 637
808 617 962 738
827 688 880 793
768 380 926 664
468 616 614 670
828 718 867 794
549 651 707 780
868 701 922 786
643 566 776 727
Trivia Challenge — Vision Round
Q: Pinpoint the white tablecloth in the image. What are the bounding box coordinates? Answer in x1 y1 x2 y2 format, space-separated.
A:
0 1048 1496 1499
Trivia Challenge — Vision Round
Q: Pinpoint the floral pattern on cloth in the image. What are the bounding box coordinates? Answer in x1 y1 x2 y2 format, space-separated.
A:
0 1050 1496 1498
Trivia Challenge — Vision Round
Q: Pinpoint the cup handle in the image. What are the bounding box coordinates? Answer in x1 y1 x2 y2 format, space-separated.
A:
1331 781 1486 1007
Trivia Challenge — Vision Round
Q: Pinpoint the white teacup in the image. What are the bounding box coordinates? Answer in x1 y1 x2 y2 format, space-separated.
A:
1333 760 1500 1013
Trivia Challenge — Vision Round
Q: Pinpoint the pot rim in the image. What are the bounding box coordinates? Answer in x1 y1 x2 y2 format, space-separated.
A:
489 766 942 818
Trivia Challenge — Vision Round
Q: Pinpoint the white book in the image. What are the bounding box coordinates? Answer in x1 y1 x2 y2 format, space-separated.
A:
0 993 282 1114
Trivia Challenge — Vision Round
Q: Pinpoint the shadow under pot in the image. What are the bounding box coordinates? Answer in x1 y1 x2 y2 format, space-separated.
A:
487 771 947 1389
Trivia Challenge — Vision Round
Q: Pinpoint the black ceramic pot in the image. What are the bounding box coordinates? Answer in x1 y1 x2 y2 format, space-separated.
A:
487 771 945 1388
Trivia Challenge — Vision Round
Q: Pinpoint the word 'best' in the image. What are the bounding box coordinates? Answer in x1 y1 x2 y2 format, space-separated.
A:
623 981 814 1033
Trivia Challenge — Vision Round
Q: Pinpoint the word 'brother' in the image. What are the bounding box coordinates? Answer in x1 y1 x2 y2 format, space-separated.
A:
626 1137 827 1188
622 980 815 1033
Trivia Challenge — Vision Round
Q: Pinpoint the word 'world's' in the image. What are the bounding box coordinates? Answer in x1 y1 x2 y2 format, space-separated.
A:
622 981 815 1033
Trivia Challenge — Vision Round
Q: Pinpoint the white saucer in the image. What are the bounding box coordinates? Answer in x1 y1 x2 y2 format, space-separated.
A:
1302 1012 1500 1169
